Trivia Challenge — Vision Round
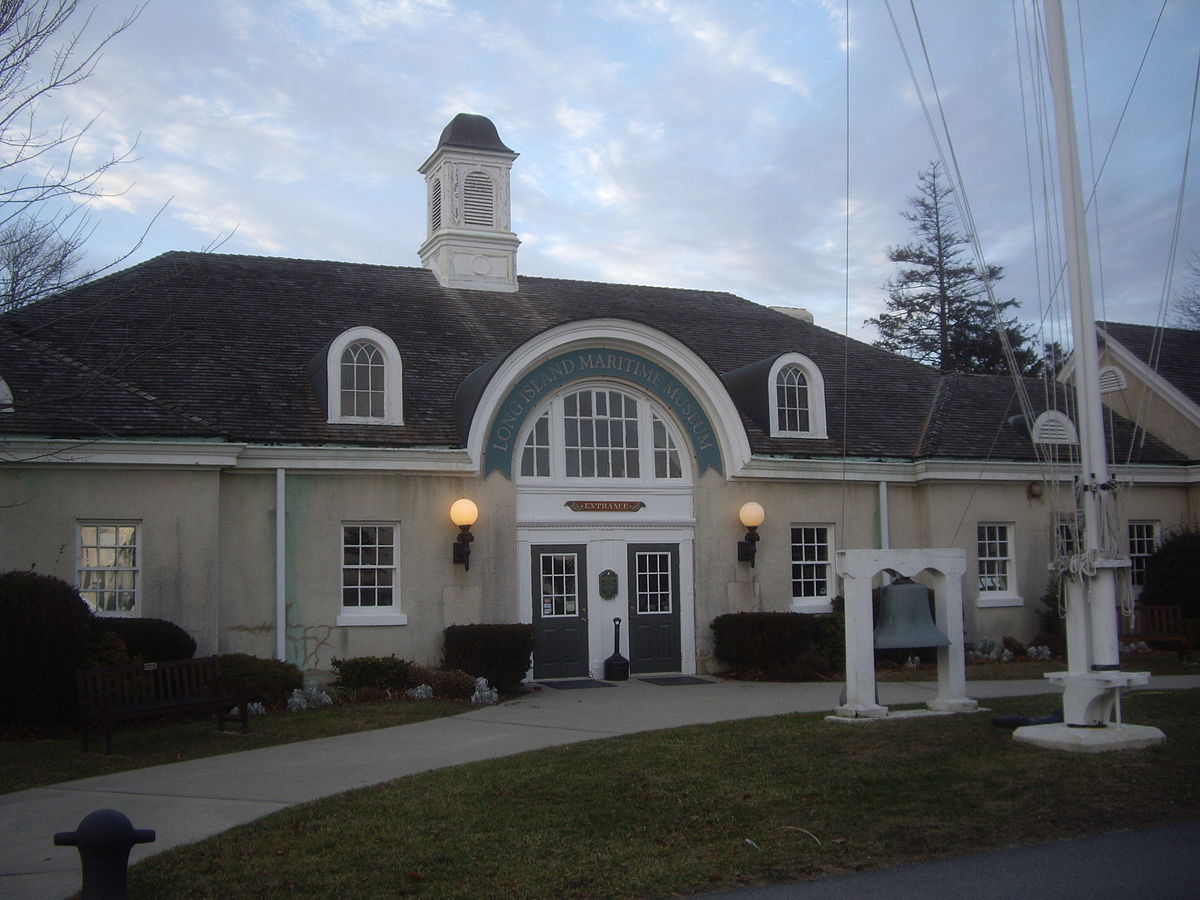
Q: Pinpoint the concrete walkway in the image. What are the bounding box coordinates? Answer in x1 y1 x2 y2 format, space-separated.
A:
3 674 1197 899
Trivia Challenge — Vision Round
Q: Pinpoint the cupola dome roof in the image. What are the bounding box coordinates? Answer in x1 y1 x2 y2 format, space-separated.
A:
437 113 514 153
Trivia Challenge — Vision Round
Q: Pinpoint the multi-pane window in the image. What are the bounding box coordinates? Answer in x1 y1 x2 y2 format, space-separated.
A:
518 387 686 482
634 551 673 613
564 388 641 478
520 410 551 477
342 525 396 611
977 524 1012 593
1128 521 1159 590
340 341 385 418
652 412 682 479
775 364 810 434
791 525 832 603
539 553 579 617
77 523 139 614
1055 515 1081 559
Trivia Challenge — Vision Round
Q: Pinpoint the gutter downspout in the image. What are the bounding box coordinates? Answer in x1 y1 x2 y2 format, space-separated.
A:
275 467 286 661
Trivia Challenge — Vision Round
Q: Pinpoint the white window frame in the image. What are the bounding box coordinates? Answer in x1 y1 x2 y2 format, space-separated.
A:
516 382 692 486
76 521 140 616
337 522 407 627
1128 520 1159 595
326 326 404 425
768 353 827 439
977 522 1021 607
790 524 834 613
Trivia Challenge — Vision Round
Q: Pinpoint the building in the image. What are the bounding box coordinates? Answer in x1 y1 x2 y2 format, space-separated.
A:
1 114 1195 679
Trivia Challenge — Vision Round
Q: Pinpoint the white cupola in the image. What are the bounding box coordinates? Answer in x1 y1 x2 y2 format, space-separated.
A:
418 113 520 292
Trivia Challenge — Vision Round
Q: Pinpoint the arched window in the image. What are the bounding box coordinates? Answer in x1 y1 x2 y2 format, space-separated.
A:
341 341 385 418
0 376 13 413
519 385 688 483
326 327 403 425
768 353 826 438
463 171 494 227
775 365 809 433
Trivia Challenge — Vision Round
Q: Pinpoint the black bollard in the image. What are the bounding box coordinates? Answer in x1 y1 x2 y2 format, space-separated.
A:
54 809 156 900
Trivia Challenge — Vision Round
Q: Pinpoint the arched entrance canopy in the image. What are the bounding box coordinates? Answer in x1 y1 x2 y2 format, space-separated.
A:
457 319 752 479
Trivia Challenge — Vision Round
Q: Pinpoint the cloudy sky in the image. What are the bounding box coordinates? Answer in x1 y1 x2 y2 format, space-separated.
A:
36 0 1200 344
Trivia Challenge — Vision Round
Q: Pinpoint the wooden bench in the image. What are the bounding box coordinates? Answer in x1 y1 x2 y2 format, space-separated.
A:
77 656 250 754
1119 604 1194 660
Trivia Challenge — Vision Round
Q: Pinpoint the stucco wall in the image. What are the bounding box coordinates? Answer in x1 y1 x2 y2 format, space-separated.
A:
0 465 223 653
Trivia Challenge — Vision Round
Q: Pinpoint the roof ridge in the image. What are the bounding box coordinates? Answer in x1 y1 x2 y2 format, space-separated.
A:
915 374 956 456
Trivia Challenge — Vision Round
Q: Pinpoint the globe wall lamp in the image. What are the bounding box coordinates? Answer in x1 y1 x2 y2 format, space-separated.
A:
450 498 478 571
737 501 765 567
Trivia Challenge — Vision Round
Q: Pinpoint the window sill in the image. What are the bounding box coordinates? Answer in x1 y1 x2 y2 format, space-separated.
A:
336 611 408 627
791 598 834 614
977 594 1023 609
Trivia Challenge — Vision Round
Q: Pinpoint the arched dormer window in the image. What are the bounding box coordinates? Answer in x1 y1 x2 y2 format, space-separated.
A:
463 170 494 227
0 376 13 413
326 327 403 425
768 353 827 438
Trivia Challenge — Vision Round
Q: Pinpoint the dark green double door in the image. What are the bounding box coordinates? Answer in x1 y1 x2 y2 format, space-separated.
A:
531 542 681 679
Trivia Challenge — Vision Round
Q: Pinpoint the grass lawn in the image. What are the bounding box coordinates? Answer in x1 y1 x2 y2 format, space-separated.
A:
4 651 1191 794
0 698 468 795
125 688 1200 899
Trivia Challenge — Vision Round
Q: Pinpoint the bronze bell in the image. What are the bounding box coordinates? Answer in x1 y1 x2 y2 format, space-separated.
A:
874 578 951 649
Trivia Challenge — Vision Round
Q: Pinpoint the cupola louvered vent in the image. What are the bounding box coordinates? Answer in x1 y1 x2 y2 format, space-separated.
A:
463 171 494 226
430 178 442 232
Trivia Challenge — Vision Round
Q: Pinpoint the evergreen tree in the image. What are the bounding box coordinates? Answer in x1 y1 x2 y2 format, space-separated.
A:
868 162 1036 374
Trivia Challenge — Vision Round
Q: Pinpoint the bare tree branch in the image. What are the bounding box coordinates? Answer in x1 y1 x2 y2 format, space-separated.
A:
0 1 145 309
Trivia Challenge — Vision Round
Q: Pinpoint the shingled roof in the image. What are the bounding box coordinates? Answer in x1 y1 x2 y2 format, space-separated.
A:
1099 321 1200 410
0 251 1184 466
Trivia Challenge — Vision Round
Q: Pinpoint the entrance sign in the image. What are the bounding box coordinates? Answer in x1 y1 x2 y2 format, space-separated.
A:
484 348 724 477
565 500 645 513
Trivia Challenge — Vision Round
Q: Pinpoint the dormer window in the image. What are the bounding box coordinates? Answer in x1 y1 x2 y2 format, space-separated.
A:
326 326 403 425
776 364 809 432
463 171 494 226
768 353 827 438
0 376 12 413
341 341 384 418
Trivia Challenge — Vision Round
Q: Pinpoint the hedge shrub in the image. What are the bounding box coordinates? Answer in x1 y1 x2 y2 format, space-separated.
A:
217 653 303 704
1139 525 1200 619
443 623 534 691
0 571 95 725
711 609 844 680
330 655 415 692
99 617 197 663
410 664 476 700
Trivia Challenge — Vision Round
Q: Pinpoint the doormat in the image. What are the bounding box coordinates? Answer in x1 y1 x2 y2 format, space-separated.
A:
640 676 715 686
537 679 615 690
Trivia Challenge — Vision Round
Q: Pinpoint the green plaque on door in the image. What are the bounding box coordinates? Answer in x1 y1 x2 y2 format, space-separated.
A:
599 569 619 600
